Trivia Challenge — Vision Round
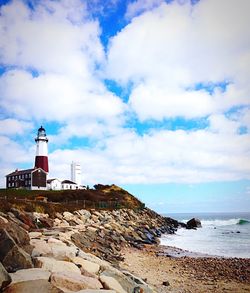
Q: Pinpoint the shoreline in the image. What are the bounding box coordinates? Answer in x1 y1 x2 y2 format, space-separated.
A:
120 244 250 293
1 203 249 292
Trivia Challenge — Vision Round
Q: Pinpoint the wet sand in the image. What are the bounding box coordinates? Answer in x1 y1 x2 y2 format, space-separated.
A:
120 245 250 293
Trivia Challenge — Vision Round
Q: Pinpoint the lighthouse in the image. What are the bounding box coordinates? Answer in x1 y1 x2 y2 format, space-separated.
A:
34 126 49 173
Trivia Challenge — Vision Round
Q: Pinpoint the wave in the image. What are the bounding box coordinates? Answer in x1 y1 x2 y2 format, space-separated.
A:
182 218 250 227
238 219 250 225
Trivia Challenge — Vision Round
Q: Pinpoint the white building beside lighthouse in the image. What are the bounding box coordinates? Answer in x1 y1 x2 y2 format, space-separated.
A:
71 161 82 187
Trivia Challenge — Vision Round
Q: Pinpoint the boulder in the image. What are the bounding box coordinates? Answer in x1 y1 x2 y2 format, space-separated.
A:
9 268 50 283
0 216 8 224
35 257 81 274
76 289 116 293
2 245 33 272
50 244 78 260
2 220 32 254
0 229 15 262
50 272 103 291
186 218 202 229
3 279 63 293
100 269 154 293
0 262 11 290
31 239 53 257
99 275 126 293
29 232 42 239
71 257 100 274
31 239 78 260
10 208 36 229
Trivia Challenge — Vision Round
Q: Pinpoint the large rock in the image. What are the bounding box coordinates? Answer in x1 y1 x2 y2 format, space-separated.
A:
10 208 36 229
71 257 100 274
0 229 15 262
3 279 63 293
0 262 11 290
76 289 116 293
31 239 78 260
0 217 33 253
99 275 126 293
9 268 51 283
0 228 33 272
186 218 202 229
2 245 33 273
35 257 81 274
50 272 103 291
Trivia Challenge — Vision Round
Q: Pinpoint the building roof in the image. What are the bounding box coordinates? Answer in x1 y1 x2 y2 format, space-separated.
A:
47 178 61 183
6 168 35 176
6 168 46 176
61 180 77 185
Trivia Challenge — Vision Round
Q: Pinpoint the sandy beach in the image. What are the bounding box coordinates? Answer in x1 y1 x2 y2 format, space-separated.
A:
120 245 250 293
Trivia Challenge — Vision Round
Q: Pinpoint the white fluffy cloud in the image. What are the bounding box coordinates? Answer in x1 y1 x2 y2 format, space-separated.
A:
0 119 33 135
0 0 249 187
0 0 125 123
125 0 163 19
47 127 250 185
107 0 250 120
0 70 125 121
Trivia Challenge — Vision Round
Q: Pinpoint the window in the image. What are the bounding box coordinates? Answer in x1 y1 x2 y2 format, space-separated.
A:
12 176 14 180
8 183 11 187
12 182 14 187
25 180 27 185
29 173 31 178
8 177 10 181
28 180 31 185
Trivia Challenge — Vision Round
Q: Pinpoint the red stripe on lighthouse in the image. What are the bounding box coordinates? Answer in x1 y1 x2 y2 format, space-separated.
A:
35 156 49 173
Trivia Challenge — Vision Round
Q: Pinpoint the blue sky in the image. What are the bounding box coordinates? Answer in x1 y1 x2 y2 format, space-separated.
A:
0 0 250 213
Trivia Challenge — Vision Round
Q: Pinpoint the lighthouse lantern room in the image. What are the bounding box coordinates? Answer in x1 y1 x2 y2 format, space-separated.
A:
35 126 49 173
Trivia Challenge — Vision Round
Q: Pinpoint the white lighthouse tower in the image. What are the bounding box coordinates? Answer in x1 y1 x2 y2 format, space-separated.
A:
71 161 81 186
35 126 49 173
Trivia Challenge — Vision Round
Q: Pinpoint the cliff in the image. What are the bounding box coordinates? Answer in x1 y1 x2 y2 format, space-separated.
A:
0 185 180 292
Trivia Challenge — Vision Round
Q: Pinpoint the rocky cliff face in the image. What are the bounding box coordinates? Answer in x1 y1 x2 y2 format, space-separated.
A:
0 206 180 292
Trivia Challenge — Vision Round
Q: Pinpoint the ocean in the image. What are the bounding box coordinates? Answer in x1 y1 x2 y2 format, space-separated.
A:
160 212 250 258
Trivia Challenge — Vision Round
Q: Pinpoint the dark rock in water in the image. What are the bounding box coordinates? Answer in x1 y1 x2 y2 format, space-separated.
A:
162 281 170 286
186 218 202 229
0 262 11 290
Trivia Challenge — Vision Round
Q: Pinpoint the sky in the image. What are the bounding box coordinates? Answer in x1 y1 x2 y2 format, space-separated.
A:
0 0 250 213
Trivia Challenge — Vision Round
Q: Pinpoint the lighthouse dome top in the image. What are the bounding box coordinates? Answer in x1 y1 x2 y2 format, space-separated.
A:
37 126 46 137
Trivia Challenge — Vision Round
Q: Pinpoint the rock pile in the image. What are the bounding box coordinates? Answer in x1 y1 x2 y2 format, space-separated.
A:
0 207 180 292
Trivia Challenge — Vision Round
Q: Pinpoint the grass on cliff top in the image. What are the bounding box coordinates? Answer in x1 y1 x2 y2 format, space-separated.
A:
0 184 145 215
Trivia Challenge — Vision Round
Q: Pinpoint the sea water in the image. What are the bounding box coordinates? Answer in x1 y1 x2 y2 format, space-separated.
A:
160 212 250 258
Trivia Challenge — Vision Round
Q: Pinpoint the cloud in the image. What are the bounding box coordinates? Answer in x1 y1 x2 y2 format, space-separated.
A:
107 0 250 120
125 0 163 19
0 69 125 122
0 0 126 124
0 0 249 188
0 0 103 74
47 126 250 185
0 119 33 135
